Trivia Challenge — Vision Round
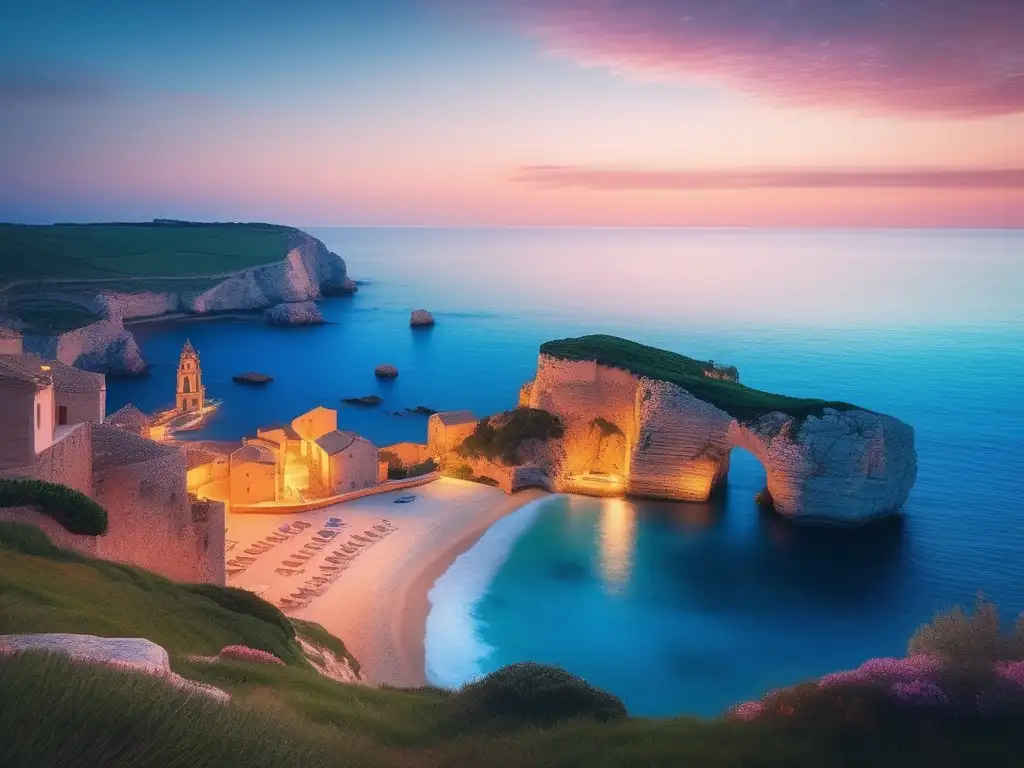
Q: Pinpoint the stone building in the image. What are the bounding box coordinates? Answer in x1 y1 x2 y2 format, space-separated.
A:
311 430 381 495
175 339 205 413
0 352 223 584
229 442 278 505
0 327 23 354
427 411 478 455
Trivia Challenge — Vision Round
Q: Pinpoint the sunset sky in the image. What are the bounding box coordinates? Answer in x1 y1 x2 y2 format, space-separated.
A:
2 0 1023 226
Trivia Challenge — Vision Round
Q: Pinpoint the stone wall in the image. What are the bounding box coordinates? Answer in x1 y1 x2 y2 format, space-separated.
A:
380 442 429 467
191 497 227 585
0 421 94 496
0 383 38 468
56 388 105 426
92 447 212 583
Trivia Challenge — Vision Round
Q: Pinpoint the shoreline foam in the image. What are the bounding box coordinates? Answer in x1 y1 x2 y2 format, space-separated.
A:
225 478 546 687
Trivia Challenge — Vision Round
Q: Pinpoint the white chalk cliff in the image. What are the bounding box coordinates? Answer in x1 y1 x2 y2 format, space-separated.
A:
516 340 917 524
32 230 352 374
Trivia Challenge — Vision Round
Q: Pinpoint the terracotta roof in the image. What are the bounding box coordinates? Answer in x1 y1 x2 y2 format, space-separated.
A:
314 430 360 456
49 360 105 394
0 326 21 340
244 436 279 452
432 410 477 427
0 354 51 390
105 404 150 434
231 443 276 465
91 424 180 473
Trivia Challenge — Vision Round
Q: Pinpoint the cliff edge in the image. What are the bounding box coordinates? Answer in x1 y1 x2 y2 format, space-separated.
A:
7 225 353 374
515 335 917 524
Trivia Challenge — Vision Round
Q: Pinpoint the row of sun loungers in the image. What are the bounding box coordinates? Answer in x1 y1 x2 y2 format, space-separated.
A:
276 520 399 610
227 520 314 576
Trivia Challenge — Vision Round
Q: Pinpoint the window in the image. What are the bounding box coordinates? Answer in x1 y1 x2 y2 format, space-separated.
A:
36 403 41 429
183 378 191 393
57 405 68 425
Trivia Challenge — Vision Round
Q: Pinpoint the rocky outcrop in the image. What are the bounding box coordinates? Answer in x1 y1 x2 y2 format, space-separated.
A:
31 229 351 374
189 232 350 313
24 319 145 375
375 364 398 379
233 372 273 384
93 290 179 321
263 301 324 326
0 634 229 701
410 309 435 327
512 338 917 524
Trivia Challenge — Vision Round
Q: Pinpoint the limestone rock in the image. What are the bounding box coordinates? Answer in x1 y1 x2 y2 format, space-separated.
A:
93 290 179 321
263 300 324 326
410 309 435 327
24 319 146 376
375 364 398 379
342 395 383 406
508 341 917 524
233 372 274 384
190 232 350 313
0 633 229 701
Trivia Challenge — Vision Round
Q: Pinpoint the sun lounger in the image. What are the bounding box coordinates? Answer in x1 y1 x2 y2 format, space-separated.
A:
364 530 380 539
317 530 338 537
319 565 339 572
353 535 372 543
236 556 256 564
266 535 287 544
276 568 303 576
243 548 262 555
283 560 304 568
226 568 244 577
293 521 311 529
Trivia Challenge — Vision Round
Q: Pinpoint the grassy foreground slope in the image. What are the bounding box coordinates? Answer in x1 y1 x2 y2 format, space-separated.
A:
542 334 857 423
3 522 1023 768
0 221 298 283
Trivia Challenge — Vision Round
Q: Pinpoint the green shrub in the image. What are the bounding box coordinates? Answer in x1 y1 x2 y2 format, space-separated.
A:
0 478 108 535
449 662 627 729
459 408 564 466
447 464 475 480
378 450 401 470
909 594 1024 664
0 522 62 556
388 458 437 480
189 584 295 641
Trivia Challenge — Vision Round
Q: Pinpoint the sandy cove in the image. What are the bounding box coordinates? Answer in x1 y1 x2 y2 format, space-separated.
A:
225 478 546 686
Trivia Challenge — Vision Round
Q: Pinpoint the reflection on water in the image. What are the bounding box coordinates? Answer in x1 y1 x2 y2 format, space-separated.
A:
597 498 637 595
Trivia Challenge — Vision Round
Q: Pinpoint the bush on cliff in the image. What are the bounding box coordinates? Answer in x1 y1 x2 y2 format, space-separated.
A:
909 594 1024 664
188 584 295 642
0 478 108 535
448 663 627 729
460 408 564 466
387 458 437 480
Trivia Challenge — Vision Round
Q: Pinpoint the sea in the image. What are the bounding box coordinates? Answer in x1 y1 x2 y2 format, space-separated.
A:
107 228 1024 717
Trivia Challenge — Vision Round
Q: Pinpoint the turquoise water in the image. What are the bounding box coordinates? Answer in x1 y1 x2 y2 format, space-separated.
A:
107 228 1024 716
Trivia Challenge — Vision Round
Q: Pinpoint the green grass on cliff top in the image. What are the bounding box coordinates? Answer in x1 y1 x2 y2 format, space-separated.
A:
541 334 857 423
0 220 299 284
3 521 1024 768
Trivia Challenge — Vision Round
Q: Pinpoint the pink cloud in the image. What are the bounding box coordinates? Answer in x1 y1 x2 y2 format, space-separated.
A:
515 165 1024 191
462 0 1024 117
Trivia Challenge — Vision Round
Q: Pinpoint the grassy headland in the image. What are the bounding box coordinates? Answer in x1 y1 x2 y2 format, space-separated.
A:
542 334 857 423
2 520 1024 767
0 220 300 332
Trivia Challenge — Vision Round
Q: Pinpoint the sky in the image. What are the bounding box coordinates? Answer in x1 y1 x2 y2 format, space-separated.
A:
2 0 1023 227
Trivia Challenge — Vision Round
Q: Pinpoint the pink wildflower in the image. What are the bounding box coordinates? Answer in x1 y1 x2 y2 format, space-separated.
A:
891 679 949 707
994 661 1024 688
818 655 941 688
731 701 764 722
218 645 285 666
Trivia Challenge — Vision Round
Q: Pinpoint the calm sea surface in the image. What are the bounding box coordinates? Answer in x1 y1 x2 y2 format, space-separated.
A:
108 228 1024 716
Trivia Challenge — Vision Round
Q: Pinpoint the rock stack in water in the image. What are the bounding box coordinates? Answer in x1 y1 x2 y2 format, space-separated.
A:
410 309 435 328
375 364 399 379
264 301 324 326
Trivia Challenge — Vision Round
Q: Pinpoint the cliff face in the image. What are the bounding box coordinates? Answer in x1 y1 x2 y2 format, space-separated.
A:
25 319 146 375
520 350 917 524
36 230 351 374
263 300 325 326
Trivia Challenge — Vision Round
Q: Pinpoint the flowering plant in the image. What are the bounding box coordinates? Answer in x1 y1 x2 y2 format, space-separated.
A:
218 645 285 666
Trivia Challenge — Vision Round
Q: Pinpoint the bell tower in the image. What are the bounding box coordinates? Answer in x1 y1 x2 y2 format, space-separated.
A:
175 339 205 413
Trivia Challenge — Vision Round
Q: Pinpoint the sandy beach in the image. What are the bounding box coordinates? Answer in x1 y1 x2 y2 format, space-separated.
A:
225 478 546 686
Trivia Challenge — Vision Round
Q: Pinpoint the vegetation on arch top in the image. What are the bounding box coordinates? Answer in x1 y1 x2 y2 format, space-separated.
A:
0 220 303 282
540 335 858 424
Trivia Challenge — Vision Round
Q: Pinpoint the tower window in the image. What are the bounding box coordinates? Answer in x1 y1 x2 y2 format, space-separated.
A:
36 403 41 429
